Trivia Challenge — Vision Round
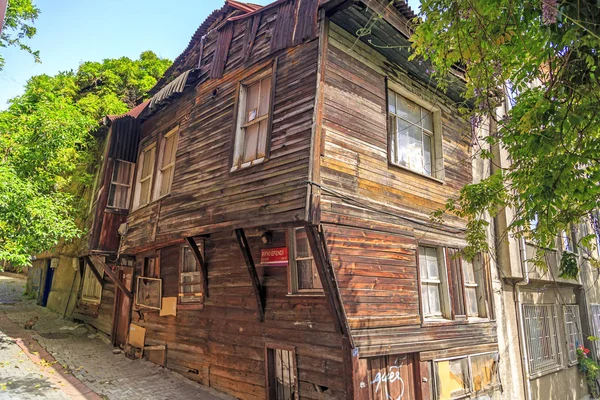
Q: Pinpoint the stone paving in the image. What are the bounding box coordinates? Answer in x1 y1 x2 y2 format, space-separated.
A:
0 273 234 400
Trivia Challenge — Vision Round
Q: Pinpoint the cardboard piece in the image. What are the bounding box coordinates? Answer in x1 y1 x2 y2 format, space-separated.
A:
128 323 146 349
160 297 177 317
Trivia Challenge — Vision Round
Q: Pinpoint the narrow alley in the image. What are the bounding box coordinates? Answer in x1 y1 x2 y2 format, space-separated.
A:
0 273 233 400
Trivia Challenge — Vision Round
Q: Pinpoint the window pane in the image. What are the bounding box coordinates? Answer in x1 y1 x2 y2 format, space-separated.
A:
463 260 476 283
396 118 411 167
419 246 428 278
396 95 420 124
295 228 310 258
243 123 260 163
422 109 434 132
422 285 431 316
109 185 129 209
297 260 314 289
141 148 154 178
311 261 322 289
423 133 432 176
257 120 268 158
471 353 499 392
182 247 198 273
258 76 271 117
140 179 151 205
113 161 132 185
428 284 441 315
160 166 174 197
406 124 424 173
246 82 260 122
466 287 478 316
163 135 176 166
426 247 439 279
388 90 396 114
436 358 470 399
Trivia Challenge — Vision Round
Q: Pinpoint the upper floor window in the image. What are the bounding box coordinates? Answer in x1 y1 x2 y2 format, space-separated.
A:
133 143 156 209
107 160 134 209
388 88 440 178
288 227 322 294
231 70 273 171
155 127 179 200
419 246 490 321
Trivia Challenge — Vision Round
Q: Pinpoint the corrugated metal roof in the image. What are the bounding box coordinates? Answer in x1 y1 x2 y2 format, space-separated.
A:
140 69 201 119
105 99 150 123
148 1 261 97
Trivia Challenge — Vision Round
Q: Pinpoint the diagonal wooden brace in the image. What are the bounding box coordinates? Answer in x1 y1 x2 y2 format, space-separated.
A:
235 228 265 322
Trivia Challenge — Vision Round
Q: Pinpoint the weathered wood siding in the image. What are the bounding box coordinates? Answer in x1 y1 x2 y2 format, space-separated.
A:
73 275 115 336
122 5 319 252
316 21 497 356
131 229 348 399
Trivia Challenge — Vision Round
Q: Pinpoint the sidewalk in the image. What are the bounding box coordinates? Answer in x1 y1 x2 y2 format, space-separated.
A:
0 273 234 400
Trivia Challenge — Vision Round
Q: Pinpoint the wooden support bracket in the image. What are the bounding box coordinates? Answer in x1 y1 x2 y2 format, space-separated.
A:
83 256 104 286
185 236 209 298
235 228 265 322
305 225 353 347
85 255 132 299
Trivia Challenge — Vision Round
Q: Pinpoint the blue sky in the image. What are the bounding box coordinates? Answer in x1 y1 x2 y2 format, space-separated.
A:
0 0 421 110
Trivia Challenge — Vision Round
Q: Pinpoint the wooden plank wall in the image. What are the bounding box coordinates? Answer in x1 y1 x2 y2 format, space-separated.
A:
122 5 320 253
131 229 348 399
317 22 498 356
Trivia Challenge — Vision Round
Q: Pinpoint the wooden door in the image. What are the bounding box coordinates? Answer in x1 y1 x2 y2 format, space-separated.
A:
367 354 417 400
112 266 134 346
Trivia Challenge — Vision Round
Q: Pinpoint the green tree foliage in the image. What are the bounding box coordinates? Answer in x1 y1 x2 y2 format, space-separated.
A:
412 0 600 273
0 51 171 267
1 0 40 70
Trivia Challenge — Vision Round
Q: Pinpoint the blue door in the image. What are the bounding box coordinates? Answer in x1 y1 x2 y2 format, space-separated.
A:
41 260 54 307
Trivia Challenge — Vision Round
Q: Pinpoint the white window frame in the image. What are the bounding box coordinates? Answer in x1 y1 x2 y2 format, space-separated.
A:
107 159 134 209
522 304 563 377
81 264 102 304
418 245 450 320
433 351 500 399
132 143 156 210
231 68 274 171
387 81 444 181
564 305 584 365
590 304 600 359
288 228 322 295
154 127 179 200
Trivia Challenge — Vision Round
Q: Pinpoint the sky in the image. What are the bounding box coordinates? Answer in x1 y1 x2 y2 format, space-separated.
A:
0 0 421 110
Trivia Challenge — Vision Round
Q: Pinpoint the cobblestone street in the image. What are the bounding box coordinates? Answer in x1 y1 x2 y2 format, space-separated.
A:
0 273 234 400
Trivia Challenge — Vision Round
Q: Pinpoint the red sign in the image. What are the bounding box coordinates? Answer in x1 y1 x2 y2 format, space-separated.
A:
260 247 288 266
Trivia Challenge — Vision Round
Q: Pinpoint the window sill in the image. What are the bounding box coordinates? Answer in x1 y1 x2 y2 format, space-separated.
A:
422 317 454 325
105 207 129 215
287 292 326 298
388 162 444 184
230 157 266 172
528 365 564 380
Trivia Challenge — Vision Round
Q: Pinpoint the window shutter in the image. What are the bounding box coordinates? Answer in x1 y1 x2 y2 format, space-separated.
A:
445 247 467 318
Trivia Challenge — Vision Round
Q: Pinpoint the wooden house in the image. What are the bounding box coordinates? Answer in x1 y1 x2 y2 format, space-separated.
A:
87 0 501 398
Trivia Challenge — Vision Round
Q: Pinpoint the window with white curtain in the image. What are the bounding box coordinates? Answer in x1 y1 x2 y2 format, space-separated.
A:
107 160 134 209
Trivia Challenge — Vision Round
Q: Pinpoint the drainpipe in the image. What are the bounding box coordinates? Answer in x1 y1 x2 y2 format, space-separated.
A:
515 236 532 400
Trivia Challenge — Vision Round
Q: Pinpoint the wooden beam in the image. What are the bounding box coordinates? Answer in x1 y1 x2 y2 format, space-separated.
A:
83 256 104 286
234 228 265 322
305 225 354 346
85 255 132 299
185 236 209 297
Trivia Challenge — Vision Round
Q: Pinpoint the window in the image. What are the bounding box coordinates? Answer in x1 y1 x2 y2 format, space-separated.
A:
107 160 134 209
419 246 445 318
561 230 573 252
180 244 204 304
133 144 156 209
564 305 584 365
81 264 102 303
522 304 562 376
591 304 600 358
434 352 500 400
463 259 479 317
388 89 436 177
289 228 322 293
154 128 179 199
265 345 297 400
232 71 273 170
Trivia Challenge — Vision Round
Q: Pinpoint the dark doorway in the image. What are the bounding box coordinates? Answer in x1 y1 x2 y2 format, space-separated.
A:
112 266 134 347
40 259 55 307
